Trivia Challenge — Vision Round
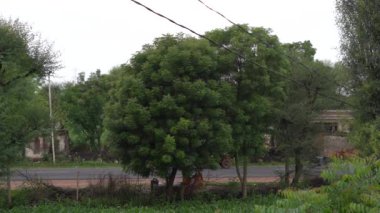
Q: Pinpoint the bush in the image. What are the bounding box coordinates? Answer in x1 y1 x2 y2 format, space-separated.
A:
321 157 380 211
253 157 380 212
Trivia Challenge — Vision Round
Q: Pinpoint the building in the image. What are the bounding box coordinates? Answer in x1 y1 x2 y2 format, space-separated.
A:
25 129 69 160
313 110 355 157
263 110 355 161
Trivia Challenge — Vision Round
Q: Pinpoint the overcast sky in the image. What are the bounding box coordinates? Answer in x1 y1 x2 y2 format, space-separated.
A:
1 0 341 82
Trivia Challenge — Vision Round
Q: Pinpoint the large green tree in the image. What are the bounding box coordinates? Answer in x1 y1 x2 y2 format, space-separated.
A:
105 35 233 197
0 18 58 207
0 80 49 169
0 19 59 87
336 0 380 156
206 25 287 197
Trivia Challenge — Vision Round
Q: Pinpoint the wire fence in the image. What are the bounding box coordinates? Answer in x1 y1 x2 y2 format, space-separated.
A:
4 166 288 190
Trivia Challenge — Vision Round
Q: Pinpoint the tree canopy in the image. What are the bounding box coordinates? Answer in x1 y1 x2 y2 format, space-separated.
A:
59 70 108 152
205 25 287 197
275 41 339 185
105 34 233 194
0 18 59 88
0 18 58 170
0 22 58 205
336 0 380 121
336 0 380 156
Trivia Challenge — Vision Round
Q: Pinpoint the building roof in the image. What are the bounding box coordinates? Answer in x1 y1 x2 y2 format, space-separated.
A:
314 110 354 122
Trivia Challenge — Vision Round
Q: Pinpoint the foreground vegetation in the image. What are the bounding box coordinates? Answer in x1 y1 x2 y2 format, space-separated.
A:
7 197 278 213
2 157 379 212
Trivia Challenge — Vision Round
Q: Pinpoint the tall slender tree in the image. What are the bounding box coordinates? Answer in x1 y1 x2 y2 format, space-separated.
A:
206 25 287 197
336 0 380 156
60 70 108 153
275 41 338 185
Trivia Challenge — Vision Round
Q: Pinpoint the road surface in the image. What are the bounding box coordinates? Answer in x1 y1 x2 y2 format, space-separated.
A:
12 166 284 181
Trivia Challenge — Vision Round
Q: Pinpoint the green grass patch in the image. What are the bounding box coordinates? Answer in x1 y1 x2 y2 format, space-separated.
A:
13 160 120 169
7 195 279 213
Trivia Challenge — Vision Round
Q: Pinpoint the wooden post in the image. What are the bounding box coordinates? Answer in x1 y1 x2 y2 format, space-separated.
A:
76 168 79 201
6 167 12 208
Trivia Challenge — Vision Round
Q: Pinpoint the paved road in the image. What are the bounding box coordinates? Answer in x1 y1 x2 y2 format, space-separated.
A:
12 166 284 181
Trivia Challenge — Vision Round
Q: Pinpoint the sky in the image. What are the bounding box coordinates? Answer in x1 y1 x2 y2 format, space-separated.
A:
1 0 341 82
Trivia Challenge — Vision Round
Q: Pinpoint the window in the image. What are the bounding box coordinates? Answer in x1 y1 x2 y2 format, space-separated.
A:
323 122 338 134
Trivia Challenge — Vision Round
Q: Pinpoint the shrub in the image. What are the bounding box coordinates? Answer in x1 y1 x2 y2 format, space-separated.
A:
253 157 380 212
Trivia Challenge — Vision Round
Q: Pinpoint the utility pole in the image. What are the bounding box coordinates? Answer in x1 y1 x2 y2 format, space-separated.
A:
48 75 56 164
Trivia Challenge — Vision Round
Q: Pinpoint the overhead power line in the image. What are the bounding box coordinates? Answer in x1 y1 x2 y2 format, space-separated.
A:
129 0 354 108
197 0 239 26
129 0 242 58
129 0 292 80
197 0 345 89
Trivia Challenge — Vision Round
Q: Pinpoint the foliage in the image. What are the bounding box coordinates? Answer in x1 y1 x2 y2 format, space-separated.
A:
252 157 380 212
206 25 287 156
0 18 59 87
0 18 58 207
0 18 57 173
336 0 380 121
0 79 49 172
38 82 66 129
205 25 287 197
104 34 233 192
274 41 339 185
336 0 380 157
7 195 278 213
321 157 380 211
60 70 108 152
350 118 380 157
5 158 380 212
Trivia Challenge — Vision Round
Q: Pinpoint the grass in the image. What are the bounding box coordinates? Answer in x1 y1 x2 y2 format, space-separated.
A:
5 157 379 212
7 195 279 213
13 160 120 169
1 173 280 212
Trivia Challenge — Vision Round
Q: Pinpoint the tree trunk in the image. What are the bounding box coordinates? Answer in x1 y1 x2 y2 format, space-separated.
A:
165 167 177 201
6 167 12 208
180 172 190 201
292 151 303 186
241 156 248 198
284 157 290 186
235 152 248 198
96 133 102 153
180 183 185 201
234 152 243 183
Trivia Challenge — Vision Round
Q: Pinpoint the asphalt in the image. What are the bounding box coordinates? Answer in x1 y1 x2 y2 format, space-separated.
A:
12 165 285 181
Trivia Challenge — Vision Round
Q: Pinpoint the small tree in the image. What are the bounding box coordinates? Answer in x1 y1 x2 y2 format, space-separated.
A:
336 0 380 122
206 25 287 197
336 0 380 157
275 41 338 185
105 35 233 198
60 70 108 153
